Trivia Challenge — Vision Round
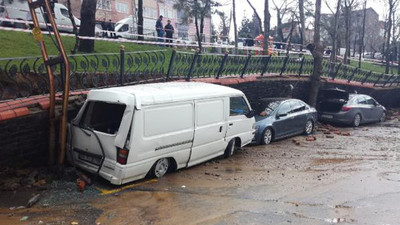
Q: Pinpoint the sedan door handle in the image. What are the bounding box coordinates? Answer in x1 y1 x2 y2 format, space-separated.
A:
229 123 233 126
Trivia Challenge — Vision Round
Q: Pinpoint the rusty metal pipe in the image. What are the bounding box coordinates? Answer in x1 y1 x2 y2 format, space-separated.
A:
27 0 56 165
40 0 71 166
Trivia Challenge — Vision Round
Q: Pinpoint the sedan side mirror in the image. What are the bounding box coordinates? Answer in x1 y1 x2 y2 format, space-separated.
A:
246 110 255 118
276 113 287 119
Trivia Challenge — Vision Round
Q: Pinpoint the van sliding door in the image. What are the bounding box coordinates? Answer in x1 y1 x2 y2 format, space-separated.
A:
189 99 226 166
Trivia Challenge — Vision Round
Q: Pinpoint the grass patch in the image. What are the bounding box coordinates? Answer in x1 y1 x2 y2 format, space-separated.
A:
0 30 164 58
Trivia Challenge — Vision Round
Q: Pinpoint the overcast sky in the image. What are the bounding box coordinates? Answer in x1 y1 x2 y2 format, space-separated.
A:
213 0 388 38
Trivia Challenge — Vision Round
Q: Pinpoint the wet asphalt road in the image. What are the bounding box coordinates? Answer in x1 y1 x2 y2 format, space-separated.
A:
1 121 400 225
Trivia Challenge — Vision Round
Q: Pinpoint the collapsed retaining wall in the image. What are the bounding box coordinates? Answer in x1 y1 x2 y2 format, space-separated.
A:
1 76 399 166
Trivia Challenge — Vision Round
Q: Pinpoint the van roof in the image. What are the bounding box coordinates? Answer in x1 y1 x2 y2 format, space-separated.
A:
88 82 244 106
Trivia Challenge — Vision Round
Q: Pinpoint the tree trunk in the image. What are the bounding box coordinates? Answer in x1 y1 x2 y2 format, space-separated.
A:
308 0 323 107
246 0 263 34
276 11 284 42
358 0 366 68
233 0 238 53
329 0 341 77
344 4 351 64
299 0 305 51
263 0 270 54
385 2 393 74
66 0 79 54
138 0 143 41
78 0 97 52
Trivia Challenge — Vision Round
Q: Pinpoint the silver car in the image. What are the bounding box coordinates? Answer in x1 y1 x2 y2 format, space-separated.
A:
318 89 386 127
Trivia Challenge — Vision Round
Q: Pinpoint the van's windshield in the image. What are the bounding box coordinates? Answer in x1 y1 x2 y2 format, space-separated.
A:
79 101 126 135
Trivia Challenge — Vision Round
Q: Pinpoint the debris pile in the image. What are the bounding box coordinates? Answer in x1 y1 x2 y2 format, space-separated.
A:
0 167 50 191
387 109 400 120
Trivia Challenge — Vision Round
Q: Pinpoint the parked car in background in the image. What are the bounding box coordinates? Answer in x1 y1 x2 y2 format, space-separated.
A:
252 98 317 145
317 89 386 127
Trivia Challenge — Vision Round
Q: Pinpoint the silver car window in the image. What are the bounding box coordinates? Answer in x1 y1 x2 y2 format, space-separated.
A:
357 96 367 104
278 102 292 115
291 101 306 113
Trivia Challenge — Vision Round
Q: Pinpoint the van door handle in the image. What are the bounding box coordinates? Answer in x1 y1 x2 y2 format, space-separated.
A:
229 123 233 126
219 126 223 132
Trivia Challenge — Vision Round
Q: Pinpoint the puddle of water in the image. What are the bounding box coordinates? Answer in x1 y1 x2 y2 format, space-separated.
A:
311 158 353 166
382 172 400 182
225 167 243 174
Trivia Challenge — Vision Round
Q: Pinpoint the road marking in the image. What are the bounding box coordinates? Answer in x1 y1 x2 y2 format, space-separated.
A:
96 179 158 195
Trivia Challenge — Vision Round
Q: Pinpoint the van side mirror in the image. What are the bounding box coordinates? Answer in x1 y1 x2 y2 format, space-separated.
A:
245 110 255 118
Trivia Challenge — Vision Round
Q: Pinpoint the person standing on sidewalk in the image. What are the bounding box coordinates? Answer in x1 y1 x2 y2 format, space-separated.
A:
156 15 164 46
164 20 174 47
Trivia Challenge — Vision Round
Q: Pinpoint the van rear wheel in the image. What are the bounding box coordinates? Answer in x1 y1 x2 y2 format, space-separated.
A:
151 158 170 178
224 139 236 158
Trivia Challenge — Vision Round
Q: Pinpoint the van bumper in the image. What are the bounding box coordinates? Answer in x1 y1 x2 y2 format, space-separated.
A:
67 149 125 185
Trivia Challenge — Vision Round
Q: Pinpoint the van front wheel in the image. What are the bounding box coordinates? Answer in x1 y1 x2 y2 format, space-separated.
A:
224 139 236 158
152 158 170 178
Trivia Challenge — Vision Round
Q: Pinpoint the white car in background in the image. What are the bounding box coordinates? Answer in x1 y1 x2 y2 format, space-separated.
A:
0 0 80 33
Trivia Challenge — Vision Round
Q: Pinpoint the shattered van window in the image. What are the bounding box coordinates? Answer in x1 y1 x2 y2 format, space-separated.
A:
80 101 126 134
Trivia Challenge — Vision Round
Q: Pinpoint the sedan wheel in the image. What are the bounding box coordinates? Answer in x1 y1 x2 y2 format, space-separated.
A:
353 114 361 127
153 158 170 178
304 120 314 135
380 112 386 122
261 128 272 145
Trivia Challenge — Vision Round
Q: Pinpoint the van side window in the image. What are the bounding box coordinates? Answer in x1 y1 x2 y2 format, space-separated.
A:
80 101 126 134
230 97 250 116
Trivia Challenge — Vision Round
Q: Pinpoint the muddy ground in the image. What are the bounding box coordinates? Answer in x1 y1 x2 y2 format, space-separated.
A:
1 120 400 225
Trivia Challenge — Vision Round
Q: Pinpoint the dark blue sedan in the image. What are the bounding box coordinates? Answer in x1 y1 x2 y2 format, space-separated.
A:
252 99 318 145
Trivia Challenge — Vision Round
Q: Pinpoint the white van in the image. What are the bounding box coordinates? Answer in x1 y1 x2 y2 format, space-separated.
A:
0 0 80 33
114 15 156 39
67 82 256 185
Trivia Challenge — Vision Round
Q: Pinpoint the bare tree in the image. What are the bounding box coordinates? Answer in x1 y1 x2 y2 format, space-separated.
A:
246 0 263 34
385 0 399 74
308 0 323 107
358 0 366 68
263 0 271 53
174 0 216 51
343 0 358 64
216 10 230 42
299 0 306 50
272 0 293 42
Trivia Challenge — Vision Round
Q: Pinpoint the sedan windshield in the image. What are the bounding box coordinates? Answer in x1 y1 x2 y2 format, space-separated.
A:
264 101 281 115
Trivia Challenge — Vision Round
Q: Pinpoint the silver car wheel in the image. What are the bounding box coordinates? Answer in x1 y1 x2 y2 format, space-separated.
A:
380 112 386 122
353 114 361 127
305 120 313 135
154 158 169 178
263 128 272 145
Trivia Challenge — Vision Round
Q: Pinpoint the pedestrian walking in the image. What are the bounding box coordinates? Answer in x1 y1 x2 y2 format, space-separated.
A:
156 15 164 46
164 20 174 47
